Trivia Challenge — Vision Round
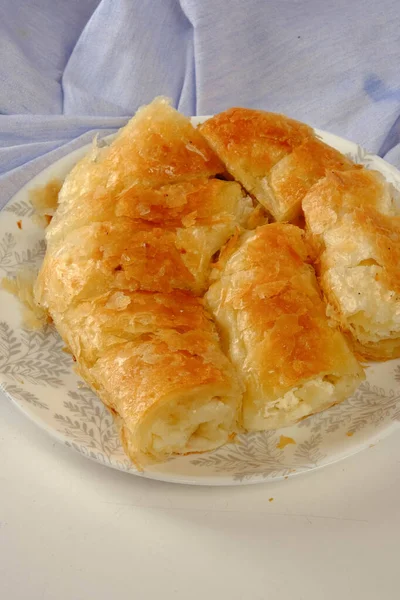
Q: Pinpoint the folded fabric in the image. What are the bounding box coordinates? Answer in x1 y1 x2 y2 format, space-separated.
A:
1 0 400 208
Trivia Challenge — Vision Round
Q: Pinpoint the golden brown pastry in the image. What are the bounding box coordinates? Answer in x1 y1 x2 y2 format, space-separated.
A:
93 337 240 464
58 96 225 213
48 178 250 243
303 168 400 360
205 223 364 430
267 137 355 221
200 108 354 221
54 290 219 365
30 98 377 466
36 220 200 309
34 98 246 465
54 291 242 464
39 180 253 307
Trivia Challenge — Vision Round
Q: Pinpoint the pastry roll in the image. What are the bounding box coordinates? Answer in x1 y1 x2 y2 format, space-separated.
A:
37 181 253 308
205 223 364 430
267 137 354 221
47 178 252 245
93 337 240 464
58 96 225 213
200 108 354 221
303 168 400 360
54 290 219 365
36 220 199 310
52 291 242 464
35 99 246 465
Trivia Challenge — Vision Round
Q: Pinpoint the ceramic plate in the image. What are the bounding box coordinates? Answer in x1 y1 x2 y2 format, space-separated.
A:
1 117 400 485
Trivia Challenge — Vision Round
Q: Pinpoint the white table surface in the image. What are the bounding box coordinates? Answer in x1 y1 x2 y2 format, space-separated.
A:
1 392 399 600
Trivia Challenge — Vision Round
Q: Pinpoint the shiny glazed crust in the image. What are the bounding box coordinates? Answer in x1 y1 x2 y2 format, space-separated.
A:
205 223 364 430
58 97 225 210
200 108 354 221
35 98 247 465
31 100 374 464
303 168 400 360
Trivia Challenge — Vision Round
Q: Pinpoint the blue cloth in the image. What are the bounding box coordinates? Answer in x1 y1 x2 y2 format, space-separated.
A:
1 0 400 209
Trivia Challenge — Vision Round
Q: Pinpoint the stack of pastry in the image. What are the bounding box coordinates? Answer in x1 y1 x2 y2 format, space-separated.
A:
35 98 251 465
34 98 400 466
200 108 400 361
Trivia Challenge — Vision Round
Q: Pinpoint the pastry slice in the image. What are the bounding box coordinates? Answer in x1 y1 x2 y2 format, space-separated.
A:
58 96 225 213
200 108 354 221
205 223 364 430
267 137 354 221
37 185 254 310
303 168 400 360
35 220 198 310
34 98 248 466
47 179 253 245
35 219 244 464
51 291 242 465
54 290 217 365
90 335 241 465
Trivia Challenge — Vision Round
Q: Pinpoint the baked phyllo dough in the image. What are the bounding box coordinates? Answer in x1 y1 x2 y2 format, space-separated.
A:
34 99 248 465
38 183 253 307
58 96 225 212
205 223 364 430
36 220 201 308
303 168 400 360
200 108 354 221
53 291 243 464
48 179 249 242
